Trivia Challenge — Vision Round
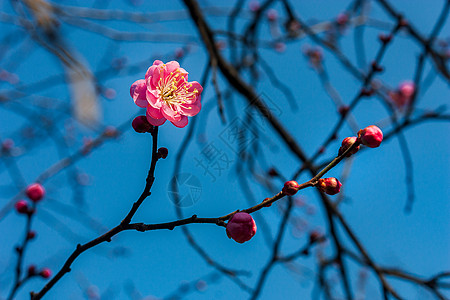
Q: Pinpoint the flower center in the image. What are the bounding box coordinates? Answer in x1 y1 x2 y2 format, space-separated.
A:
157 67 199 111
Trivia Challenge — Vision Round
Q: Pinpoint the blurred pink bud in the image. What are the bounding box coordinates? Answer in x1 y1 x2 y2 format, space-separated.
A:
274 42 286 53
309 230 323 243
338 137 360 157
40 268 52 279
249 1 260 12
27 231 36 240
15 200 29 214
285 19 301 37
399 81 415 98
338 105 350 116
267 167 279 177
360 87 374 97
215 40 226 50
175 48 184 59
103 88 116 100
336 13 348 26
132 116 152 133
371 61 383 73
282 180 300 196
226 212 257 243
26 183 45 202
28 265 37 276
358 125 383 148
195 280 207 291
378 34 392 44
158 147 168 159
103 126 119 138
266 9 278 22
1 138 14 152
317 178 342 195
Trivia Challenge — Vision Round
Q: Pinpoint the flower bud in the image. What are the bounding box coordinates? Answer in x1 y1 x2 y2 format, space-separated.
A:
157 147 168 159
399 81 415 98
267 168 279 177
336 13 348 26
317 178 342 195
371 61 383 73
266 9 278 22
15 200 29 214
338 137 360 157
226 212 257 243
40 268 52 279
132 116 152 133
282 180 300 196
378 34 392 44
338 105 349 116
25 183 45 202
27 231 36 240
357 125 383 148
309 230 323 244
27 265 36 276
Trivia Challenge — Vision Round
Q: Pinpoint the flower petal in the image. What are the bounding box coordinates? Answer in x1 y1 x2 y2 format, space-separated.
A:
178 97 201 116
146 110 166 126
147 105 164 119
165 61 180 74
146 90 162 109
161 103 180 122
170 115 188 128
130 79 148 108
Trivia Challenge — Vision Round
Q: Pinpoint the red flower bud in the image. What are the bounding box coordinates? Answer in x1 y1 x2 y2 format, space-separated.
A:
378 34 393 44
40 268 52 279
25 183 45 202
338 105 350 116
317 178 342 195
226 212 257 243
309 230 323 243
267 168 279 177
357 125 383 148
15 200 29 214
27 231 36 240
157 147 168 159
338 137 360 157
28 265 36 276
371 61 383 73
282 180 300 196
132 116 152 133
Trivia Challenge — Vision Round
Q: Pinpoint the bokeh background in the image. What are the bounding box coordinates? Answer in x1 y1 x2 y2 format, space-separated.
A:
0 0 449 299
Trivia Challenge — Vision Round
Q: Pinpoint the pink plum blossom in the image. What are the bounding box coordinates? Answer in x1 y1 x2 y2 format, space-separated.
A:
389 81 415 109
130 60 203 128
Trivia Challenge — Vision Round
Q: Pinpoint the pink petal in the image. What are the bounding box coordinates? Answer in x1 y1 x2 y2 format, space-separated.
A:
146 90 162 109
187 81 203 94
170 115 188 128
161 103 181 122
153 60 163 66
147 105 164 119
178 97 201 116
130 79 148 108
146 110 166 126
151 63 165 88
145 65 158 82
165 61 180 74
